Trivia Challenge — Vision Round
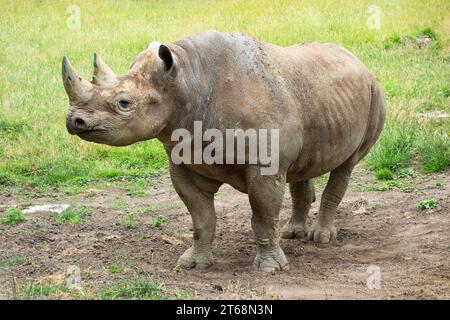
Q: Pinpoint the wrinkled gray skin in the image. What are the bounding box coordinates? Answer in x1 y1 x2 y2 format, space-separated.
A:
63 30 386 272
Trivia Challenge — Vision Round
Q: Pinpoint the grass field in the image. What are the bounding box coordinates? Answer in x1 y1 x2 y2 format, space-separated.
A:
0 0 449 192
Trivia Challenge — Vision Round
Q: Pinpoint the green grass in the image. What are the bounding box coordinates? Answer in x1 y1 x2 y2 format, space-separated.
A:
140 205 158 214
121 178 150 197
17 283 62 300
117 211 139 229
0 207 27 225
366 121 449 178
99 276 169 300
0 256 28 269
416 131 450 173
163 203 183 211
435 181 445 189
417 198 438 210
365 122 416 174
110 197 127 209
55 204 92 224
0 0 449 190
362 178 415 193
374 168 395 180
107 264 124 274
151 215 166 229
116 206 160 229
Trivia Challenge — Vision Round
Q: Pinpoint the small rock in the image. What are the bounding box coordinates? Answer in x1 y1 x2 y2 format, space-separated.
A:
62 247 84 256
293 246 306 257
403 256 413 261
405 35 433 49
160 234 182 245
104 235 122 241
23 204 70 214
351 198 375 215
353 207 368 215
416 36 433 49
416 111 449 124
212 284 224 292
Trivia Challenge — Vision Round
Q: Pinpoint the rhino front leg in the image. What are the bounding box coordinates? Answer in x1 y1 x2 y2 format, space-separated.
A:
282 180 315 239
307 164 353 244
169 163 221 269
247 170 288 272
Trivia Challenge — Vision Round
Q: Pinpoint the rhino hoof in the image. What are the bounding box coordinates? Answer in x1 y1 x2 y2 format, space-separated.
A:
307 223 337 244
177 247 213 269
281 224 308 239
254 246 289 273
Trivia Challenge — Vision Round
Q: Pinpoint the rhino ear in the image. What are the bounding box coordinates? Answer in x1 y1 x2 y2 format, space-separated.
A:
146 42 177 76
147 41 161 51
158 44 176 73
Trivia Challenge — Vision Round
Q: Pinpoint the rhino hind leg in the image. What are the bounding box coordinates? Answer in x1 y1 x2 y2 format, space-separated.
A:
281 180 315 239
307 82 386 245
169 163 221 269
307 163 355 244
247 169 289 272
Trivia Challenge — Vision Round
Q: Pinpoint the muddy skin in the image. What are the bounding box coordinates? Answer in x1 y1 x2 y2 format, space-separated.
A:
62 30 386 272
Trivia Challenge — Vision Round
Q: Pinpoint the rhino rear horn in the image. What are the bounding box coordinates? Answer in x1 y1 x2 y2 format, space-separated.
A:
62 56 94 102
92 53 117 86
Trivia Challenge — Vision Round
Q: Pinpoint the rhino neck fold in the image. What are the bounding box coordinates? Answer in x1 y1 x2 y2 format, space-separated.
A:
157 41 219 148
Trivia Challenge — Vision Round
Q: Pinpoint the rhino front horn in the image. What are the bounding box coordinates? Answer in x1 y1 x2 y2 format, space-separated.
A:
92 53 117 86
62 56 94 102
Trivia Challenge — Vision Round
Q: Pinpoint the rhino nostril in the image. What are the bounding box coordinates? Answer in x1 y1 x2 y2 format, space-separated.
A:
74 117 86 128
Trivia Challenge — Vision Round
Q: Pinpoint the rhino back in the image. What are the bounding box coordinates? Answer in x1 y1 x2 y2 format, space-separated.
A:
175 31 383 178
268 42 377 176
175 31 290 129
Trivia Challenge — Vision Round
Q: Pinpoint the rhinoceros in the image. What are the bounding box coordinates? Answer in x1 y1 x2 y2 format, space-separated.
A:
62 30 386 272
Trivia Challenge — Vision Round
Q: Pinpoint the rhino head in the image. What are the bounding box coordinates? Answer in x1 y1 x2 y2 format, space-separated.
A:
62 43 180 146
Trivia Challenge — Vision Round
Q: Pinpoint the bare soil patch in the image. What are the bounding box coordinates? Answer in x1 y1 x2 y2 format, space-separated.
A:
0 166 449 299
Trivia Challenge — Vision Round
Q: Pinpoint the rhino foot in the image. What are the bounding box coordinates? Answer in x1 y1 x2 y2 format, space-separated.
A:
177 247 214 269
254 246 289 273
307 222 337 244
281 223 309 239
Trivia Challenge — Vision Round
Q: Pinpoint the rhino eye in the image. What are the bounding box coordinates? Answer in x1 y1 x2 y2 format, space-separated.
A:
118 99 131 110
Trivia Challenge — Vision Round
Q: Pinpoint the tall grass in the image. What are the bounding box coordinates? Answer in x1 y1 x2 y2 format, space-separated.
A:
366 121 449 177
416 130 449 173
0 0 449 189
366 122 416 173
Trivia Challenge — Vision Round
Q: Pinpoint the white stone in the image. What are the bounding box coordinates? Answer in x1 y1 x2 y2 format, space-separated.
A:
23 204 70 214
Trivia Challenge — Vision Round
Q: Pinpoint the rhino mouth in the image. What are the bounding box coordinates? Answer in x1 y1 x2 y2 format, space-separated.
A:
77 128 103 135
77 129 108 142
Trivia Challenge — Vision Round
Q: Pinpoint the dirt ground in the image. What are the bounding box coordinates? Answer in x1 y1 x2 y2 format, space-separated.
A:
0 166 449 300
